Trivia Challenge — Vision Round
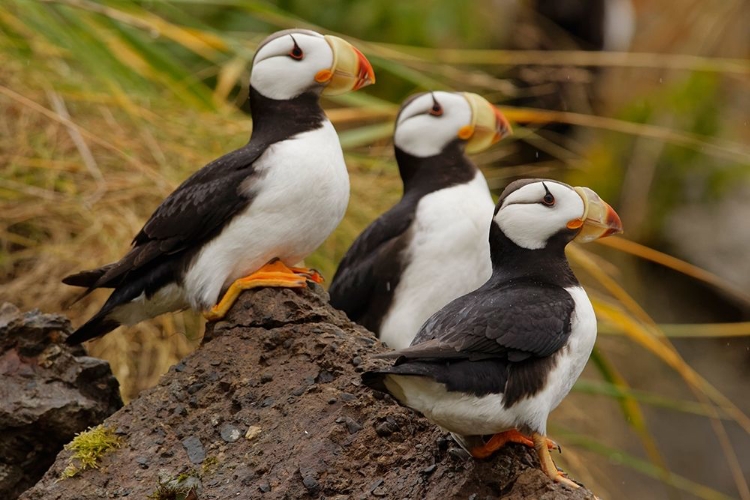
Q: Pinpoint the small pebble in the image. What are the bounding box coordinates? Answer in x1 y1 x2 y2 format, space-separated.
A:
340 392 356 402
302 475 319 493
258 481 271 493
369 479 384 493
345 417 362 434
245 426 262 441
421 464 436 475
351 356 362 366
220 424 242 443
187 382 205 395
181 436 206 464
375 419 399 437
261 397 274 408
136 456 149 469
260 372 273 383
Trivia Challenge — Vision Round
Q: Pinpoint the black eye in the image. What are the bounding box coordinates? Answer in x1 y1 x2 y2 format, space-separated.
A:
289 36 303 60
541 183 555 206
429 94 443 116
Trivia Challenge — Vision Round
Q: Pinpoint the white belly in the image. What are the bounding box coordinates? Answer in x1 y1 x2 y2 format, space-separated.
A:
384 285 597 436
184 121 350 309
379 172 494 350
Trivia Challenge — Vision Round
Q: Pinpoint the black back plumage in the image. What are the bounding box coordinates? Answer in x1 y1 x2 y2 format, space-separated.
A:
328 140 476 333
363 181 582 407
63 89 325 344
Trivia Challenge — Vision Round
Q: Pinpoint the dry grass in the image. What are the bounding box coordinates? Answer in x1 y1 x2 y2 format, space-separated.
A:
0 55 401 399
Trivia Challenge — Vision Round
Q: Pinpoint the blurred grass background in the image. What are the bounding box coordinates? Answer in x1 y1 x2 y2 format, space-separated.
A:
1 0 750 498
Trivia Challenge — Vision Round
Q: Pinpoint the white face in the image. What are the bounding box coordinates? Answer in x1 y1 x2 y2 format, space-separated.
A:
251 31 334 100
394 92 473 157
493 181 585 250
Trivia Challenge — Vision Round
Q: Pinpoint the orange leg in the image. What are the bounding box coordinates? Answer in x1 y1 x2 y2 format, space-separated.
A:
203 260 315 321
470 429 559 459
533 432 579 489
289 266 324 284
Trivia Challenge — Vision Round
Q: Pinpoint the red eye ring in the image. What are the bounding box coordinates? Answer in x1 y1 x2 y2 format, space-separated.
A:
429 105 443 117
289 35 303 60
541 182 555 206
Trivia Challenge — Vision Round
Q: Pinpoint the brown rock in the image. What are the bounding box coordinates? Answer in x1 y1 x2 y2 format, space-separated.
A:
21 285 595 499
0 303 122 500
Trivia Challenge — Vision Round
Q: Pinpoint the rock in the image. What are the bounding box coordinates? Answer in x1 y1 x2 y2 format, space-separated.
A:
375 418 400 437
20 286 595 499
0 304 122 500
245 426 262 441
220 424 241 443
344 417 363 435
181 436 205 464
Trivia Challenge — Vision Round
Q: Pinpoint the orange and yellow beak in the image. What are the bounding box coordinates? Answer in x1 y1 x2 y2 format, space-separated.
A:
569 187 623 242
316 35 375 95
458 92 512 154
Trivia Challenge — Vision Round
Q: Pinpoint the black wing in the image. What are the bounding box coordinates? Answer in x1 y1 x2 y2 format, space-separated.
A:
367 281 577 403
63 143 266 291
400 280 576 362
328 196 419 328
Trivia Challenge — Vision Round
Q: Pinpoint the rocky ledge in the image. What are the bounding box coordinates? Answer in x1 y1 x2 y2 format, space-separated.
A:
0 303 122 499
21 284 594 499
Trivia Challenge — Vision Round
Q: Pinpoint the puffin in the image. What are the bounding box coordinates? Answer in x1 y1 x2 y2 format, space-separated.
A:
62 29 375 344
362 179 622 488
328 91 511 350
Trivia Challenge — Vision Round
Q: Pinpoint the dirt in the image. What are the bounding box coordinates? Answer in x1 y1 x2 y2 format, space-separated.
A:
21 284 595 499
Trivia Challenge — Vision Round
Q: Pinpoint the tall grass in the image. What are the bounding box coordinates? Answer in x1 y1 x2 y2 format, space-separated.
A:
2 1 749 499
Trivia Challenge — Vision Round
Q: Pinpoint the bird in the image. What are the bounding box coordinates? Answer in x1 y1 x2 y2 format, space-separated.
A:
328 91 511 350
62 29 375 344
362 179 622 488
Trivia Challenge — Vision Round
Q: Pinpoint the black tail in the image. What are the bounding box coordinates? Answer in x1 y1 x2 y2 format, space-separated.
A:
361 363 435 395
361 370 391 394
65 313 121 345
62 264 116 288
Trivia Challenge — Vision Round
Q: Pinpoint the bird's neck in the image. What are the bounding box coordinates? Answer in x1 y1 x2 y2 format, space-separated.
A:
248 87 327 142
488 223 579 288
395 142 477 195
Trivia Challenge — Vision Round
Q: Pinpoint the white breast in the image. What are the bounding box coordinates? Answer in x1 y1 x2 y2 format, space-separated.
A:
184 121 350 309
378 172 494 350
383 285 597 437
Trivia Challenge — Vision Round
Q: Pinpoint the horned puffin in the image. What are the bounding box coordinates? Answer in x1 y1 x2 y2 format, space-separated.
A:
363 179 622 488
328 91 511 350
63 29 375 344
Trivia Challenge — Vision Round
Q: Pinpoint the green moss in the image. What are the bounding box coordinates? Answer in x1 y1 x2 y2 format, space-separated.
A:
201 455 219 476
147 469 202 500
60 425 123 479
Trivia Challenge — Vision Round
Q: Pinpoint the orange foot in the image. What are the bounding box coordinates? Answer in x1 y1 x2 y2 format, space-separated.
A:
203 259 319 321
470 429 560 459
289 266 324 284
533 432 579 489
